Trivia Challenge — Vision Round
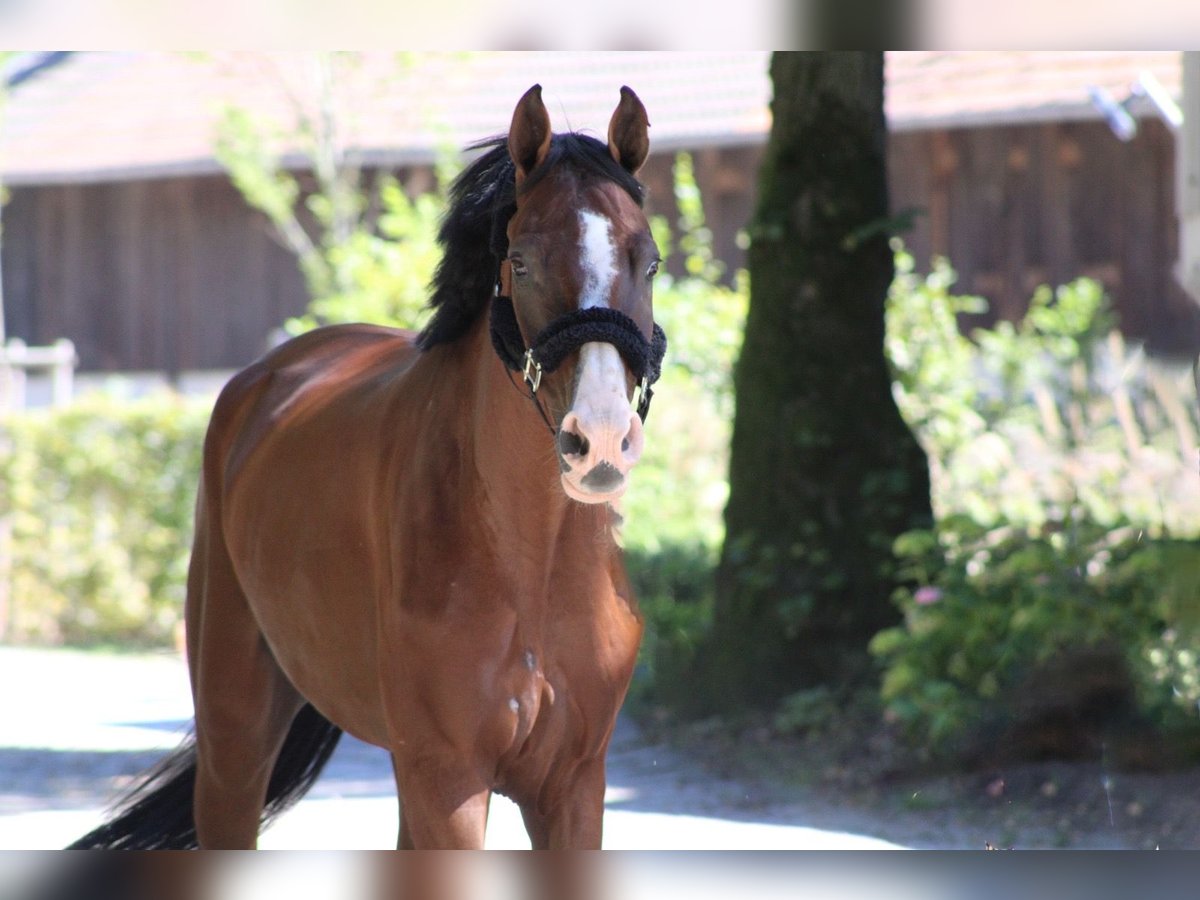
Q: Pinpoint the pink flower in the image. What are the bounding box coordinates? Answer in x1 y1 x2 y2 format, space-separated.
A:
913 586 942 606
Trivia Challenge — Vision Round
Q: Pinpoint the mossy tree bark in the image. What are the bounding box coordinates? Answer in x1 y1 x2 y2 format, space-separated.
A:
702 52 932 712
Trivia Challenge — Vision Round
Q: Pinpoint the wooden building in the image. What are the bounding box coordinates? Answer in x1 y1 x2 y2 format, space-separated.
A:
887 52 1200 358
0 52 768 374
1 51 1197 376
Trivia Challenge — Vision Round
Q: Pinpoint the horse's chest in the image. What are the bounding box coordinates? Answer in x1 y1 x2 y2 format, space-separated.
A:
490 609 641 791
479 635 591 755
486 653 603 798
383 568 642 800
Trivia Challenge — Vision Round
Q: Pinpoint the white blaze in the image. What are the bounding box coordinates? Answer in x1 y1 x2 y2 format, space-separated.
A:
569 208 636 462
577 209 617 310
574 341 628 420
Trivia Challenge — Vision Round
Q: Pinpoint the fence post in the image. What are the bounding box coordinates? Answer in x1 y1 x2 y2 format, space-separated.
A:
3 339 26 412
0 338 77 410
51 339 76 407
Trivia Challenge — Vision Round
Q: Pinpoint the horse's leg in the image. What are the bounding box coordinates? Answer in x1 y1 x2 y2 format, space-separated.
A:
391 753 492 849
392 756 410 849
397 791 492 849
519 757 608 850
186 496 303 849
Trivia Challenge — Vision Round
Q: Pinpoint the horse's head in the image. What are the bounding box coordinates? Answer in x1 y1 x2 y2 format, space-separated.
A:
503 85 661 505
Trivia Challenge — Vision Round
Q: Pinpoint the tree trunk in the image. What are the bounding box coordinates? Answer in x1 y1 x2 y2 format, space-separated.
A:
703 52 932 712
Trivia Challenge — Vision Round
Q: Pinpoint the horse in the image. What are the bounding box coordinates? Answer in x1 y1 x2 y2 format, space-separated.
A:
69 84 667 850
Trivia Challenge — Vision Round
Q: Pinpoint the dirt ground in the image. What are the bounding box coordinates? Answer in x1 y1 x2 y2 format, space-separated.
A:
640 701 1200 850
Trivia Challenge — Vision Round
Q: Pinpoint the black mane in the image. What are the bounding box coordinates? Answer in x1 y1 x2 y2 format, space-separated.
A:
416 132 645 351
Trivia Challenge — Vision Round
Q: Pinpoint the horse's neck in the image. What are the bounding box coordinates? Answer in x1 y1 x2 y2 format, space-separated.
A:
440 314 614 571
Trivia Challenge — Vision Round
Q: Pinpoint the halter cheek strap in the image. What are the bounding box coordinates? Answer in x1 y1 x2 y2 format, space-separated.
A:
489 286 668 425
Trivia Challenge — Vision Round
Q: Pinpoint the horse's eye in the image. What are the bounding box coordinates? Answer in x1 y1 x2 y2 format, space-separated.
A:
510 258 528 278
646 259 660 279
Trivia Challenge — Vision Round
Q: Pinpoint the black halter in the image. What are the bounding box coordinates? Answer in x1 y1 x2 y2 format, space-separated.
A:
489 287 668 429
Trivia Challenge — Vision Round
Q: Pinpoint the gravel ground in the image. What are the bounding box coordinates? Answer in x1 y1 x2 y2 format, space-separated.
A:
0 647 904 850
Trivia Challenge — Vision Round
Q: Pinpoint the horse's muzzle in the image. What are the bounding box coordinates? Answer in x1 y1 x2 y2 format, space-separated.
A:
557 406 643 503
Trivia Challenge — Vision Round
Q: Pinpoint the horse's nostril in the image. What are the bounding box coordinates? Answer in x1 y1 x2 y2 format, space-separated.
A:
558 428 589 458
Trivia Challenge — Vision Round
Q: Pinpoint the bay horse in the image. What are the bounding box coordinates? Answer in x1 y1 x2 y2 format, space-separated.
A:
70 84 666 850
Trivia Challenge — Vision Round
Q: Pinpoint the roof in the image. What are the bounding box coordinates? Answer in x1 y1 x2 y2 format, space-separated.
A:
0 51 1185 186
885 51 1183 131
0 51 772 185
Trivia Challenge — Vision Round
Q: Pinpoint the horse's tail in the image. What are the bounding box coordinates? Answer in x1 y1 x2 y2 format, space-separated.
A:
67 703 343 849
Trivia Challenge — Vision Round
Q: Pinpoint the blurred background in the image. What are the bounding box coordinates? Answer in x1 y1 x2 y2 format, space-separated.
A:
0 50 1198 854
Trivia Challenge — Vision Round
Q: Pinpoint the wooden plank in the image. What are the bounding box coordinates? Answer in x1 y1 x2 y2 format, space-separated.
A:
1119 121 1162 342
945 129 981 316
965 126 1011 319
221 179 269 367
84 183 123 370
1144 118 1200 356
147 179 178 373
40 186 87 365
265 201 309 344
1001 127 1033 321
693 146 759 281
928 130 954 267
1 188 39 341
189 175 227 369
115 181 152 369
1037 123 1078 292
885 131 933 268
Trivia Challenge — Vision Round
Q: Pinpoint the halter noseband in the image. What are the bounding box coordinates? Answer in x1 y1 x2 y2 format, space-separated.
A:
489 276 668 428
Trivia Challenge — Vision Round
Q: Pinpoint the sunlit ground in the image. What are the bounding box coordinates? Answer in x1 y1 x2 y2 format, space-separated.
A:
0 647 901 852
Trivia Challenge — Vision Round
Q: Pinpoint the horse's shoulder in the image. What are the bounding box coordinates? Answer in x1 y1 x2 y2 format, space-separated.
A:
206 324 419 453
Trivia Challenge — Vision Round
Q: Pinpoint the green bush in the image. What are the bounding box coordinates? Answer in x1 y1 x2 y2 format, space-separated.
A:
874 245 1200 756
214 62 457 337
872 520 1200 750
282 174 445 335
886 248 1197 532
623 542 717 709
0 393 210 646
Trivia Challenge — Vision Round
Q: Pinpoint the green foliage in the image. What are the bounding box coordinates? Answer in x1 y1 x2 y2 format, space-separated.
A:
212 52 450 335
0 394 210 646
872 521 1199 750
624 542 716 708
286 177 445 333
885 247 1195 533
875 244 1200 754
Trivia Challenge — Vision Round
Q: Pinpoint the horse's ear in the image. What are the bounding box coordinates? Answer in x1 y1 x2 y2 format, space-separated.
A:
509 84 552 186
607 86 650 175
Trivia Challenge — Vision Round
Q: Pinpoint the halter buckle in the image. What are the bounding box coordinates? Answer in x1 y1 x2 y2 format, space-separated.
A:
634 374 653 421
522 350 543 393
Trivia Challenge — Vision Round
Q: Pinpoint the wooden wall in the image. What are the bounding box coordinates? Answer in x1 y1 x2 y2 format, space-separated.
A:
0 148 759 374
889 118 1200 357
3 125 1197 375
2 174 310 373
